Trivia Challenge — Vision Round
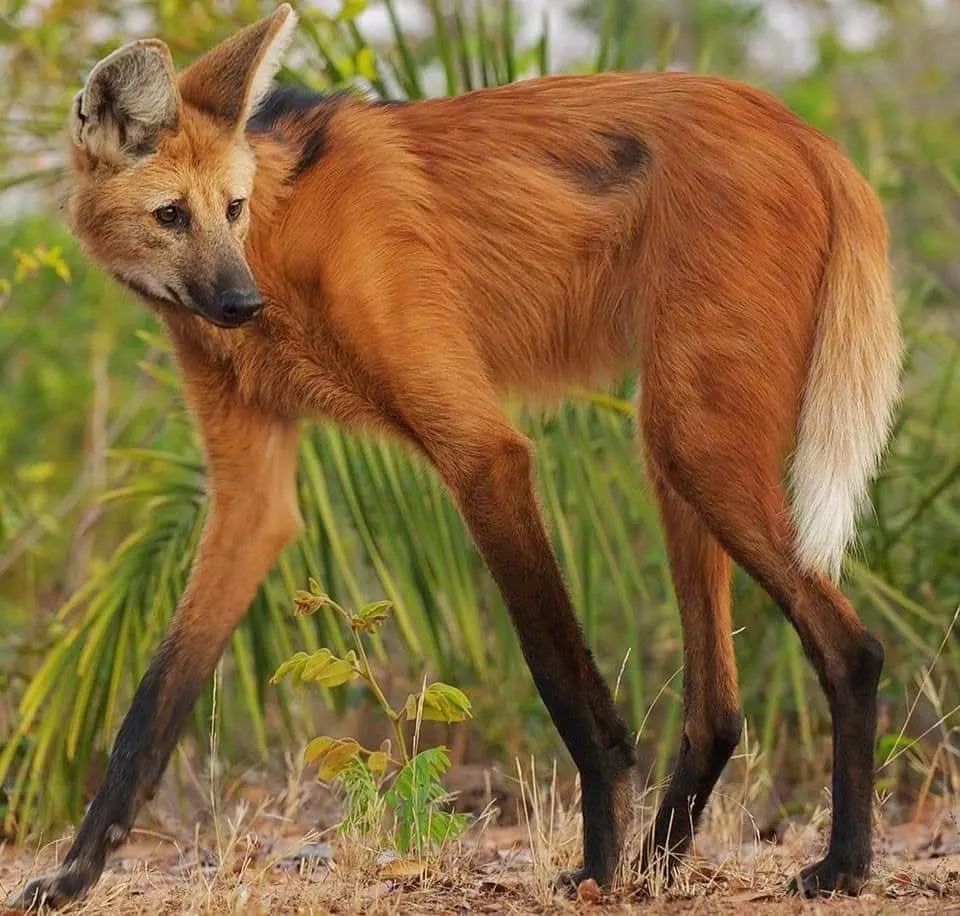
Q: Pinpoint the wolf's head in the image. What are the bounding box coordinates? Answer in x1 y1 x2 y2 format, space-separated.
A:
66 5 297 328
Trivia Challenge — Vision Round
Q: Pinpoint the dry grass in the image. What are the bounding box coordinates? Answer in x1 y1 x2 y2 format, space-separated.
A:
2 748 958 916
4 634 958 914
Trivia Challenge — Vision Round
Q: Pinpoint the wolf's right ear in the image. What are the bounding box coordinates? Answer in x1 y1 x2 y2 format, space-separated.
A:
178 5 297 132
71 39 180 167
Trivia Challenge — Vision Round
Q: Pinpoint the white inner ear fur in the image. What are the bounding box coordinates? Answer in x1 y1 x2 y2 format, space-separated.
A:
243 6 298 122
73 41 178 164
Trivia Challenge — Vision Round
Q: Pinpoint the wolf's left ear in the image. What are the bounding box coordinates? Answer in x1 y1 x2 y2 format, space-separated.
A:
72 39 180 165
179 4 298 131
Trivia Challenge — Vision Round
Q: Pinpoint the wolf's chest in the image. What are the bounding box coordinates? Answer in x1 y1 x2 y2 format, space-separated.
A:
226 320 407 437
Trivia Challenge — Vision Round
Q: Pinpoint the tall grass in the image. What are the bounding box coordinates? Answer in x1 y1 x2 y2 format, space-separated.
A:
0 0 958 837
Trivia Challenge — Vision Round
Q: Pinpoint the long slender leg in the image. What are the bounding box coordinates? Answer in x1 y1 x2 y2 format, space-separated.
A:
651 437 881 896
10 405 302 910
641 472 742 879
784 578 882 897
423 420 635 888
637 272 882 896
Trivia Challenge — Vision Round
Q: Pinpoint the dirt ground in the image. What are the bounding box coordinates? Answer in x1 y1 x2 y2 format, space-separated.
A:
2 765 959 914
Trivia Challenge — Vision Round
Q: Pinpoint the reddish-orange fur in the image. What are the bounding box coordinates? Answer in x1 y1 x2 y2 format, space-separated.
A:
10 6 901 910
170 76 827 432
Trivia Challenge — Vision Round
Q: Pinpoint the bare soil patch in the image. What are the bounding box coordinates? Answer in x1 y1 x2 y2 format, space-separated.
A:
2 764 958 914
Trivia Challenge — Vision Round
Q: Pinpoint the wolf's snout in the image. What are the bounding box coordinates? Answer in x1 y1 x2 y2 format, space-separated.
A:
218 286 263 325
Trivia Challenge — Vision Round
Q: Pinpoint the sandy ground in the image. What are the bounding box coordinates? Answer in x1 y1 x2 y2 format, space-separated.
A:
1 766 959 914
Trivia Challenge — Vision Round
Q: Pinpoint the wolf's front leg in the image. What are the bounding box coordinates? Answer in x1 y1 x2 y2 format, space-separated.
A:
9 407 301 910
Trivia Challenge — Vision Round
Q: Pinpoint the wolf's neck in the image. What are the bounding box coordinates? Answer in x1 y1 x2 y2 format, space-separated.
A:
247 87 350 183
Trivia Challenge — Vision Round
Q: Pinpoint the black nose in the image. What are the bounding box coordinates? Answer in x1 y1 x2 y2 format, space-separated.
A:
219 287 263 324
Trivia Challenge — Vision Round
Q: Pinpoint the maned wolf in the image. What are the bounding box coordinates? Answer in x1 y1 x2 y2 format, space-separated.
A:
10 4 901 909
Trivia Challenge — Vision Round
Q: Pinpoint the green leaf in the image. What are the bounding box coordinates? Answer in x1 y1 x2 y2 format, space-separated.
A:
300 648 359 687
269 651 310 684
355 47 377 82
385 747 451 806
383 747 465 854
424 809 470 847
304 736 362 780
404 682 472 723
367 750 389 774
876 732 916 764
338 758 383 836
351 599 393 633
338 0 368 21
334 55 356 80
16 462 57 484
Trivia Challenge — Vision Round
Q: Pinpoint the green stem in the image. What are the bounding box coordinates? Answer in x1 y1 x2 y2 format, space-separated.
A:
352 626 410 764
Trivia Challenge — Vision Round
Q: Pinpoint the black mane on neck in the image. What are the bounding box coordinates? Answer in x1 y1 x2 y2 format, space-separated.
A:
247 86 349 179
247 86 329 131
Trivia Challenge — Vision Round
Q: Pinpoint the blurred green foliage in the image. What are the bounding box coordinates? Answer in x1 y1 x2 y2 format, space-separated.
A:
0 0 958 837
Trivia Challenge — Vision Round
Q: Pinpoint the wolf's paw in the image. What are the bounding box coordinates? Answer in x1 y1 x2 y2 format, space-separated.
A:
788 857 868 898
6 865 95 911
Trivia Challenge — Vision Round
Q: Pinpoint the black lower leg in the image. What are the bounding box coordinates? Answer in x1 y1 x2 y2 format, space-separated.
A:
643 711 742 878
792 632 882 897
495 557 636 888
454 440 635 888
9 634 211 910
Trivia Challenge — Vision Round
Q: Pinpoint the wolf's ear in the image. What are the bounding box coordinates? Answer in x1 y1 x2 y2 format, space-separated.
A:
179 4 297 131
71 39 180 166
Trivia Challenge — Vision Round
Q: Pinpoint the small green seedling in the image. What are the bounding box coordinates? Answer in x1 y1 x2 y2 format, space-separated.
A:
272 580 473 857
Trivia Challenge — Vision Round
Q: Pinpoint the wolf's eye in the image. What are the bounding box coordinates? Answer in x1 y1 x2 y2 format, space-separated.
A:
154 205 185 228
226 199 245 223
